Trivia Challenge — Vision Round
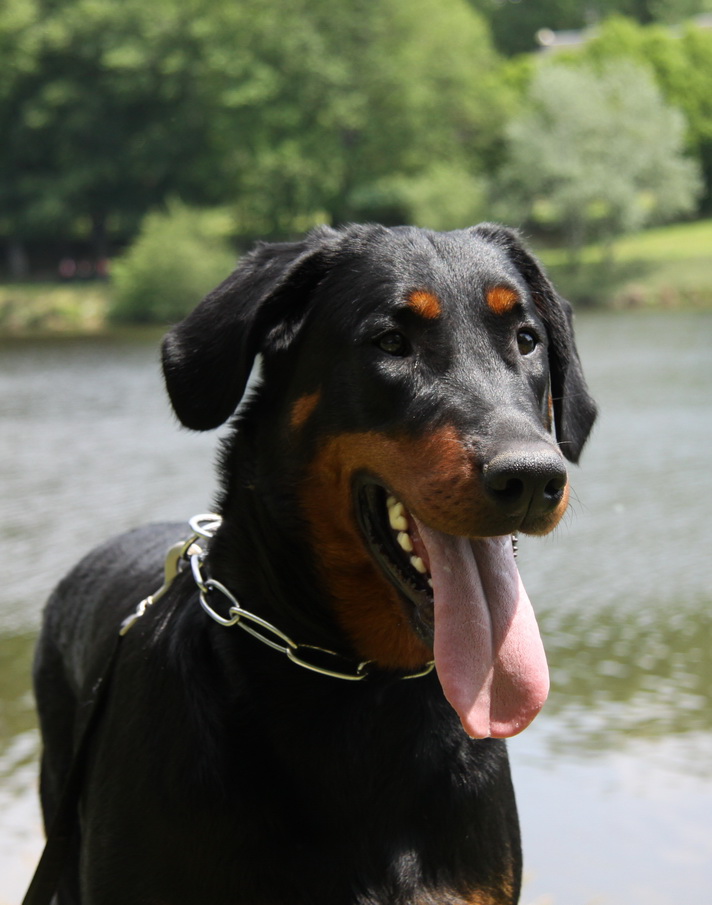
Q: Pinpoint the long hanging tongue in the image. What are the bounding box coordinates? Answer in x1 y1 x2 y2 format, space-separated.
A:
412 520 549 739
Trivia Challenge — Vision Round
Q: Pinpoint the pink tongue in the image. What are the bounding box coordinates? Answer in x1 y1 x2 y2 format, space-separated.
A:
413 521 549 739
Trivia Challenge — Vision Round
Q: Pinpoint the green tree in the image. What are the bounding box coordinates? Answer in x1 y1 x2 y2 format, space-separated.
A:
306 0 507 225
145 0 508 234
0 0 509 275
0 0 239 267
496 61 701 263
0 0 45 274
574 16 712 209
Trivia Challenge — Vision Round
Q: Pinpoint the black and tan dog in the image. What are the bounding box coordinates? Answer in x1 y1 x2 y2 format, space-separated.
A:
34 224 596 904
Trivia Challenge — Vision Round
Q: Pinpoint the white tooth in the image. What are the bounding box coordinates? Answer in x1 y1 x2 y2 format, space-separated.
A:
411 556 427 574
386 495 397 509
427 579 433 588
397 532 413 553
388 503 407 531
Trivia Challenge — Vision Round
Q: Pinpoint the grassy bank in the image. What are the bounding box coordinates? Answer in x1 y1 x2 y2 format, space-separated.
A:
1 219 711 335
538 218 712 309
0 281 111 335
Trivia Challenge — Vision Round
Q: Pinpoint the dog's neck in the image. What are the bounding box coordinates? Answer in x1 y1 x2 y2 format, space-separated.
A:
207 479 350 660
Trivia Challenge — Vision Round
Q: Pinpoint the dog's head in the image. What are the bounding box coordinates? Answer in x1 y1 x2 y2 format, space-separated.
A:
163 224 596 739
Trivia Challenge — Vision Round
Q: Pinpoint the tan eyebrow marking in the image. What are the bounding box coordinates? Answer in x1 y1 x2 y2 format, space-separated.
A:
290 391 321 431
407 290 442 320
486 286 520 315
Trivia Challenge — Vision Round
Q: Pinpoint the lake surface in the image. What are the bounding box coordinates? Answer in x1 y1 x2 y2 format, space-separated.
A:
1 311 711 904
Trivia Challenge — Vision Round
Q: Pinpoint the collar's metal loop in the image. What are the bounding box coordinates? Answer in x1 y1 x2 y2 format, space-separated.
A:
197 574 297 654
189 549 211 597
197 582 242 628
189 513 223 540
400 660 436 680
287 644 373 681
123 513 435 682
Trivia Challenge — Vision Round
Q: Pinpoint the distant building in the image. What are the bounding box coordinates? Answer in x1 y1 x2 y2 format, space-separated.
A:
536 26 596 52
536 13 712 53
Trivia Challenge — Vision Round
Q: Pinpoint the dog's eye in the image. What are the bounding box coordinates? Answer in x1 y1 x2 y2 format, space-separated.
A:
376 331 410 357
516 330 538 356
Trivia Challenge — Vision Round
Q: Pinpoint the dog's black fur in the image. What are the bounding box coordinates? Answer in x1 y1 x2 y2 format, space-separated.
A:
34 224 596 905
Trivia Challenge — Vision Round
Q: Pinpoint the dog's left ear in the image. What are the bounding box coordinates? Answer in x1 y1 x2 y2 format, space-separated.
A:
472 224 597 462
162 227 339 431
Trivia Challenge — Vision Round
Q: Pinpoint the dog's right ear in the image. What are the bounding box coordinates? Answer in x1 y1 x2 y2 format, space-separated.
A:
162 228 338 431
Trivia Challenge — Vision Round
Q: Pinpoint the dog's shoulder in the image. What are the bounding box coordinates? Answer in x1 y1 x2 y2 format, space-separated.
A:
36 523 183 691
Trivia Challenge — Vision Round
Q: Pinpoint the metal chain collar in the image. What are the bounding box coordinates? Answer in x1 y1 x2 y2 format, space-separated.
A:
120 513 435 682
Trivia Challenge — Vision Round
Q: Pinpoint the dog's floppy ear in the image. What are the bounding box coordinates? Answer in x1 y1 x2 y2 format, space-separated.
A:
472 224 597 462
162 227 339 431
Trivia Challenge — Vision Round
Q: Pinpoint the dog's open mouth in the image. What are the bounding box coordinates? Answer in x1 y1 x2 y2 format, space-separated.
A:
356 482 435 644
355 477 550 740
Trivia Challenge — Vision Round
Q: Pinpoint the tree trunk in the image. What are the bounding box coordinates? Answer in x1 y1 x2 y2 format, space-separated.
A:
91 212 109 262
6 239 29 279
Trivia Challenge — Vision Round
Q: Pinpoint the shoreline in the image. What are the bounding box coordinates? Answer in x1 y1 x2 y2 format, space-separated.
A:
2 242 711 337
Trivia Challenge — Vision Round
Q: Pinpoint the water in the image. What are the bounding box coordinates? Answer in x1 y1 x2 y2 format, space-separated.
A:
1 312 711 904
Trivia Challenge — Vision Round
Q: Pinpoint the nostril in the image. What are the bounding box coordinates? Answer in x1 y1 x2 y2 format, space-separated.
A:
544 475 566 500
489 476 526 504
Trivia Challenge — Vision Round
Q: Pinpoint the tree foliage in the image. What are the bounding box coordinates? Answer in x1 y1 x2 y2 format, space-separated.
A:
2 0 712 283
496 61 702 259
572 16 712 209
0 0 508 261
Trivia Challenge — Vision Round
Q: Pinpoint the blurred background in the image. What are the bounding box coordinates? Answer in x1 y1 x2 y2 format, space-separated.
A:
1 1 711 903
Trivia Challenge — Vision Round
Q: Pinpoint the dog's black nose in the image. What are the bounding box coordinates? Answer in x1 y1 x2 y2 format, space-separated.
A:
483 448 568 518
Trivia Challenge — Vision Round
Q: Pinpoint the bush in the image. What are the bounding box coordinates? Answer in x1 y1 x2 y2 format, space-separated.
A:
111 202 236 324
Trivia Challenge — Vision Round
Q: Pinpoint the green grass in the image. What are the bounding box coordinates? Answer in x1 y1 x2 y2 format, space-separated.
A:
539 218 712 266
605 218 712 262
0 282 111 335
536 218 712 309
